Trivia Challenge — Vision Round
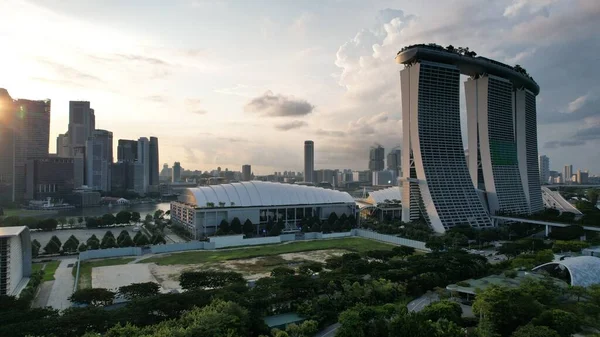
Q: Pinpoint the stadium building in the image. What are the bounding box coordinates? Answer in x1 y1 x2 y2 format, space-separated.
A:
171 181 357 239
0 226 32 296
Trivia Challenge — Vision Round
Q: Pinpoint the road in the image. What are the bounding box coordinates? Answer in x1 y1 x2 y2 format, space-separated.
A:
407 292 439 312
46 258 77 310
315 323 341 337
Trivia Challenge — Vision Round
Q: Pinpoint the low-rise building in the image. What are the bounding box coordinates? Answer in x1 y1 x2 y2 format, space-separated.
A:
0 226 32 296
171 181 356 239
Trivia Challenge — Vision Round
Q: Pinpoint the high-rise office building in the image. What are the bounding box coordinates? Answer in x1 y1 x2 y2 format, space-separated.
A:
56 133 70 157
315 169 336 185
304 140 314 183
563 165 573 183
117 140 138 162
372 170 397 186
0 89 51 202
369 145 385 172
539 155 550 185
160 163 172 178
387 148 401 176
242 164 252 181
25 157 81 200
465 75 528 215
149 137 159 187
172 162 181 182
68 101 95 158
85 130 113 191
137 137 150 193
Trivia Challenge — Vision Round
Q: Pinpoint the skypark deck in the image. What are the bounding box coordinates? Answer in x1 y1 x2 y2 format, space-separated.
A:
395 45 540 95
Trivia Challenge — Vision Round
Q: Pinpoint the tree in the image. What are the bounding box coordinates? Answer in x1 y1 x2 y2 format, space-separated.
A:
271 267 295 278
69 288 115 306
268 224 281 236
62 235 80 253
67 217 75 228
86 217 100 228
473 285 542 337
115 211 131 225
38 218 58 231
328 212 339 225
426 236 445 252
102 213 116 227
118 235 134 247
144 214 153 223
118 282 160 301
150 234 166 245
532 309 581 337
87 234 100 250
179 271 245 290
153 210 164 220
56 217 67 228
242 219 254 236
420 300 462 325
133 233 149 246
511 324 560 337
101 236 117 249
78 243 87 252
230 217 242 234
31 239 41 257
77 217 83 225
392 246 415 257
587 189 599 205
285 320 318 337
567 285 587 302
131 212 141 223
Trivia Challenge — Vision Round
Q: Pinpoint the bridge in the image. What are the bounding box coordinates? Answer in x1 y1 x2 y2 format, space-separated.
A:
490 215 600 236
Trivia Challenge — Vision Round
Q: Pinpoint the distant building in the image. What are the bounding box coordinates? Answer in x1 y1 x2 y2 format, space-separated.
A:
352 170 371 183
149 137 159 187
85 130 113 191
111 161 135 192
576 170 589 184
564 165 573 183
117 139 138 162
0 226 32 296
242 164 252 181
172 162 181 183
315 169 336 186
67 187 101 207
387 148 401 177
67 101 95 158
56 133 70 158
25 157 83 200
137 137 150 193
372 170 397 186
304 141 314 183
369 145 385 172
539 155 550 185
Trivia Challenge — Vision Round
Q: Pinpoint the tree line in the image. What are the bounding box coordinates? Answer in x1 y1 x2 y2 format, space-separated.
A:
31 229 165 257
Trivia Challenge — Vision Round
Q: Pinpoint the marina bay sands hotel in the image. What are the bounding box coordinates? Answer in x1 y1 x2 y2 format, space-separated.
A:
397 45 542 233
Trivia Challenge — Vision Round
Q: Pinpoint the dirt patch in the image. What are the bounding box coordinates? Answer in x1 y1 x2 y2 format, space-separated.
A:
148 248 349 289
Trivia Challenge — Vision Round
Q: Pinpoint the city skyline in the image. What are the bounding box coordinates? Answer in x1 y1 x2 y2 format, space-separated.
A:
0 1 599 174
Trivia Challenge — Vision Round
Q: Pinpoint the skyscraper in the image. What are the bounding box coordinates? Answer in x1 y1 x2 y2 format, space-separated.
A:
0 89 51 202
242 164 252 181
563 165 573 183
85 130 113 191
67 101 95 158
149 137 159 187
387 148 401 176
539 155 550 185
396 45 542 231
117 139 138 162
172 162 181 183
465 75 528 215
56 133 70 157
369 145 385 172
304 140 314 183
137 137 150 193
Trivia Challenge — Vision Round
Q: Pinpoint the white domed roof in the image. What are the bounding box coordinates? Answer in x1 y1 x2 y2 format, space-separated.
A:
533 256 600 287
179 181 354 207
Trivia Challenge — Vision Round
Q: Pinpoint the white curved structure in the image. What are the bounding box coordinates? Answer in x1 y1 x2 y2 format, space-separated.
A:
532 256 600 287
541 186 583 216
172 182 356 238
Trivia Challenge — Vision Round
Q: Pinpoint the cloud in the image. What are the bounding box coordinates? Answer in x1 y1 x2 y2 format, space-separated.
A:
244 90 314 117
316 129 346 137
290 12 314 37
567 94 590 113
184 147 199 164
544 140 586 149
147 95 169 103
185 98 208 115
544 116 600 148
36 58 102 83
275 120 308 131
114 54 169 66
503 0 556 18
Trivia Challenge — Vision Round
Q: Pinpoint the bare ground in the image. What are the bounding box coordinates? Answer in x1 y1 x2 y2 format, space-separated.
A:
148 249 348 290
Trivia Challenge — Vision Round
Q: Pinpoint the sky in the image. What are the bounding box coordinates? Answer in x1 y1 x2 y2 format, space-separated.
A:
0 0 598 175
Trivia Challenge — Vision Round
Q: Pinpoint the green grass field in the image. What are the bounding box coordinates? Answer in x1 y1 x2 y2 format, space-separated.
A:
32 260 61 281
73 257 136 290
143 237 395 266
1 208 58 217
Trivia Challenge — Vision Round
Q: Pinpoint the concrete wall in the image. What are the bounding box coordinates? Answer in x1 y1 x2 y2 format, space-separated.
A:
355 229 430 251
280 234 296 242
9 235 23 295
79 247 143 261
322 231 354 239
210 234 282 249
150 241 211 254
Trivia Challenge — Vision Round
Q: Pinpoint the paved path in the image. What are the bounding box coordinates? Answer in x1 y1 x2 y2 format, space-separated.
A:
46 258 77 311
407 292 439 312
32 281 53 308
315 323 341 337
